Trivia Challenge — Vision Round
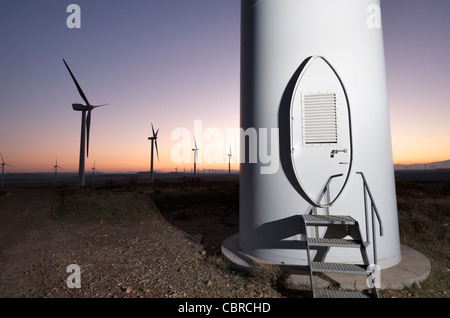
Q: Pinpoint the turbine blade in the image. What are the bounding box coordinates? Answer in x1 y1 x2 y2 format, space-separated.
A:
193 135 197 149
86 110 91 157
63 58 90 106
155 128 159 138
92 103 110 108
0 153 4 164
155 140 159 162
151 124 156 137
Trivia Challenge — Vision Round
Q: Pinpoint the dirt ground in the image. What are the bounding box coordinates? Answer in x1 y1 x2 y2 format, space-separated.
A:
0 179 448 300
0 183 285 299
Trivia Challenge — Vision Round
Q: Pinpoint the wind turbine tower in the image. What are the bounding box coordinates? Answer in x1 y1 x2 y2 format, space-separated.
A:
91 161 98 184
54 157 61 185
63 59 108 186
1 153 9 187
148 124 159 183
235 0 403 272
192 136 200 181
227 146 232 182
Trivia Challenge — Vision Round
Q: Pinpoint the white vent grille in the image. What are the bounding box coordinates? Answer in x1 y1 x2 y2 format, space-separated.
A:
302 93 338 144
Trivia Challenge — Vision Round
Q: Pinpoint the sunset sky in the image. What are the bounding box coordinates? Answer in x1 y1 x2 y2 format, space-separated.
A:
0 0 449 173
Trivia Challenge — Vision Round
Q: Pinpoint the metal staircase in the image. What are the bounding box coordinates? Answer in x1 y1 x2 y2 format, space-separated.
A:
301 172 383 298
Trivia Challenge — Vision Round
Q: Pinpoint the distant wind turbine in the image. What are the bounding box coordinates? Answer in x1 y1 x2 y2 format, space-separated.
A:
148 124 159 183
1 153 11 187
53 157 63 185
227 145 232 182
63 58 108 186
91 161 98 184
192 135 200 181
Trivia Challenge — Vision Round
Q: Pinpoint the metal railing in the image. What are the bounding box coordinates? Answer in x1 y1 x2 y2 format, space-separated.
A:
309 174 343 215
306 171 383 265
356 171 384 266
308 174 343 239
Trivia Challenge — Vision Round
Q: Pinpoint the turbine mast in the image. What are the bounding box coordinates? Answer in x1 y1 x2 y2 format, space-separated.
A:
78 110 86 186
192 136 199 181
148 123 159 184
1 164 4 187
228 146 232 182
54 157 58 185
1 153 7 187
150 138 155 183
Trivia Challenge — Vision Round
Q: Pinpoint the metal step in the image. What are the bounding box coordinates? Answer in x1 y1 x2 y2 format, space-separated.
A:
311 262 369 274
301 212 379 298
315 289 370 298
307 237 362 248
303 214 357 225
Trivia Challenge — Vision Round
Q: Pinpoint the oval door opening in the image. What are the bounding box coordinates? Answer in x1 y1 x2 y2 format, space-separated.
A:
290 56 353 208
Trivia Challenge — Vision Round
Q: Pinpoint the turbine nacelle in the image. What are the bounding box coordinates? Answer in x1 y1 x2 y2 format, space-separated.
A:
72 103 93 111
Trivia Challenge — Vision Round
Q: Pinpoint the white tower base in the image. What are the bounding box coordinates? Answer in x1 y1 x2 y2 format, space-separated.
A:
239 0 401 269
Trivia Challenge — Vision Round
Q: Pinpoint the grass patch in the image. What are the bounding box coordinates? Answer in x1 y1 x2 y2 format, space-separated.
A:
151 183 239 214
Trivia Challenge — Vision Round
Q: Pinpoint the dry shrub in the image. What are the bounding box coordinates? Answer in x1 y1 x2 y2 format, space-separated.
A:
250 263 285 287
394 180 450 295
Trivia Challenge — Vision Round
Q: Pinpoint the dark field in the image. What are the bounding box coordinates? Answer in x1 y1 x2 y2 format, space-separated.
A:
0 171 448 298
149 178 450 298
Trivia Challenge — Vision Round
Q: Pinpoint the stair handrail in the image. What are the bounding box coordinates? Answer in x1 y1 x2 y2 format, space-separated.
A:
356 171 384 266
309 174 343 215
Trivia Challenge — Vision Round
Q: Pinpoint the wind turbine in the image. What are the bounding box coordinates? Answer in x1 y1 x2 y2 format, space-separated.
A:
227 145 232 182
63 58 108 186
1 153 10 187
53 157 63 185
148 124 159 183
192 135 200 181
91 161 98 184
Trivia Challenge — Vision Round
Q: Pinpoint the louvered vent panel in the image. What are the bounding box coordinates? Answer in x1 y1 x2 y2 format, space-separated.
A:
303 93 338 144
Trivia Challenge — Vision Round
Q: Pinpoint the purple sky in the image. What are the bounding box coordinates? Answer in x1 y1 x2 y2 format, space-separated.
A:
0 0 448 172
